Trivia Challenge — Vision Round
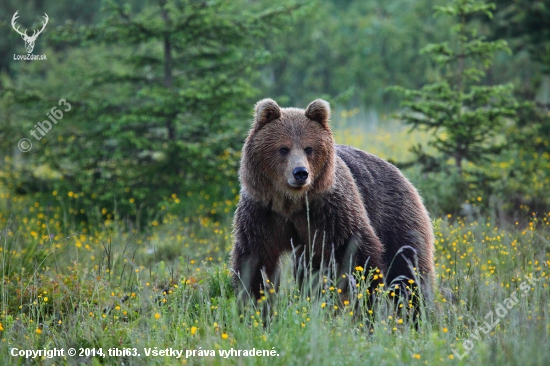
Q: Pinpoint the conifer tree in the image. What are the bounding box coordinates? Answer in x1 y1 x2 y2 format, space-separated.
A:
391 0 519 178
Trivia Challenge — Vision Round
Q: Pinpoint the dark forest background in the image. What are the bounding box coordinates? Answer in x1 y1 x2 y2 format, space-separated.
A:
0 0 549 225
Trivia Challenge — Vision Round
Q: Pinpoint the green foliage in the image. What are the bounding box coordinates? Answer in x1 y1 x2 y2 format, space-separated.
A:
490 0 550 72
0 0 548 219
0 0 304 222
480 0 550 212
260 0 451 109
492 103 550 213
390 0 522 211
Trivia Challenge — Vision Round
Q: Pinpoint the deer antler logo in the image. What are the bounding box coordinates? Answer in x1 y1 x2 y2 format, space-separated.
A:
11 11 49 54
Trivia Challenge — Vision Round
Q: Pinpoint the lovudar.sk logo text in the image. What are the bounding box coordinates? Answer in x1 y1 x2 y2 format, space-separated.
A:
12 11 48 61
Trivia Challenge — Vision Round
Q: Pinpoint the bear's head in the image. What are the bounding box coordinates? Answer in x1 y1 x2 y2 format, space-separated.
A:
240 98 336 203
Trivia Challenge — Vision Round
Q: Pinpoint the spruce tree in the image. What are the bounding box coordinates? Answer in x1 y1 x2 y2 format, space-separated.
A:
391 0 519 185
2 0 303 220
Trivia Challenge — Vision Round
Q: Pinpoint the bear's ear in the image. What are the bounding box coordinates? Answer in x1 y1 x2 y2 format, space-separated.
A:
254 98 281 129
305 99 331 126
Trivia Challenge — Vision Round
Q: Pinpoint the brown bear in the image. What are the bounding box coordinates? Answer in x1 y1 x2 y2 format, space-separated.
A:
231 98 435 309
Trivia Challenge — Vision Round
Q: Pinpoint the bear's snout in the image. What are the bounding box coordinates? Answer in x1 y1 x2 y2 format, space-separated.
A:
292 167 309 184
286 150 311 189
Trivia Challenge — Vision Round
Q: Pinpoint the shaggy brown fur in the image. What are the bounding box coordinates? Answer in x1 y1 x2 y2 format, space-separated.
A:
231 98 435 307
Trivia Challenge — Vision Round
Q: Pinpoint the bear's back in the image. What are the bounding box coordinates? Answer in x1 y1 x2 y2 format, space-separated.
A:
335 144 413 208
335 144 434 281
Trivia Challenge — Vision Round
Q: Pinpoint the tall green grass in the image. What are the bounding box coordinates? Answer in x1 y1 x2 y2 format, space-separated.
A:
1 194 549 365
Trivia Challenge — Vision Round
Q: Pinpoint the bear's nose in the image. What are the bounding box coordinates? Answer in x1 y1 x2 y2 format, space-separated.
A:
293 167 309 183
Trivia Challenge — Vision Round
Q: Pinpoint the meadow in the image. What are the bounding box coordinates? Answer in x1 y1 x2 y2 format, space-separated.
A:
1 118 549 366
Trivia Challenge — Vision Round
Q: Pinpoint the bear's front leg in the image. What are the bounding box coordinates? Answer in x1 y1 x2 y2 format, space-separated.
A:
231 195 293 301
231 247 274 300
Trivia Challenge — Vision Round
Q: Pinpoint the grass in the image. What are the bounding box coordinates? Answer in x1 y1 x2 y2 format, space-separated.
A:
1 119 549 365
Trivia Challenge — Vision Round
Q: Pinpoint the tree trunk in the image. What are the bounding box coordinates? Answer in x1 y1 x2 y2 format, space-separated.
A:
536 74 550 109
455 153 463 175
161 2 175 140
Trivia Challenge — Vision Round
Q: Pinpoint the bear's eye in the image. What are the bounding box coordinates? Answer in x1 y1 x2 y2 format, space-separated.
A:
279 147 290 155
305 147 313 155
